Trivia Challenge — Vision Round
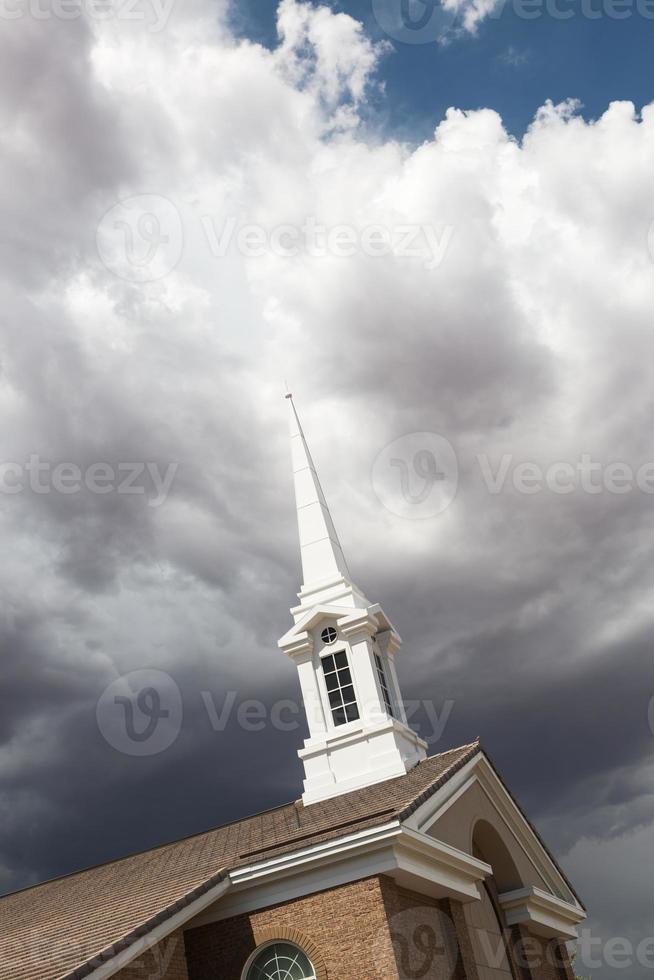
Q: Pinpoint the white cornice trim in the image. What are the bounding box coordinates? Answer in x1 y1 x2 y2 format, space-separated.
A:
499 885 586 940
230 822 490 893
397 826 492 888
403 752 483 833
279 603 400 648
279 604 355 644
299 717 427 757
230 820 402 886
74 750 584 978
405 751 583 913
192 821 492 930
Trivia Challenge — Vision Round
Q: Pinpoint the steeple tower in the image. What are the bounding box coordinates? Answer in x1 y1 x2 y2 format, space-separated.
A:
286 391 361 609
279 395 427 805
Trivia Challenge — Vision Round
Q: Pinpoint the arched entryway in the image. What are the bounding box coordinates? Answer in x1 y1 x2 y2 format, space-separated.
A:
464 820 524 980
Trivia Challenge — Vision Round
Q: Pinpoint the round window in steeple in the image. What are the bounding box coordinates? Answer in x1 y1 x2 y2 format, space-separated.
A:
320 626 338 646
244 942 316 980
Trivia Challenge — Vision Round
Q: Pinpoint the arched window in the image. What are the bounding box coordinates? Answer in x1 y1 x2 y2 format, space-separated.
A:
244 942 317 980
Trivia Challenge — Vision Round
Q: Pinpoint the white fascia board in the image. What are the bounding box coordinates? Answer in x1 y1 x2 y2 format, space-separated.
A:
406 751 582 912
229 820 402 887
191 822 492 929
499 886 586 940
399 826 492 881
393 827 492 903
403 753 482 833
193 844 399 926
473 757 583 910
68 877 231 980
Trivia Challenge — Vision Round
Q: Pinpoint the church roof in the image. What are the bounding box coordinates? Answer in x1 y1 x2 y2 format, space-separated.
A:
0 741 480 980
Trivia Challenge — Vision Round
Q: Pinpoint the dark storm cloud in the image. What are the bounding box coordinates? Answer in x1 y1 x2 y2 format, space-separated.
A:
0 5 653 978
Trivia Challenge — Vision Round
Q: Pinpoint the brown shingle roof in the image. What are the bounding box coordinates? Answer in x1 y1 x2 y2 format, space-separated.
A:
0 742 479 980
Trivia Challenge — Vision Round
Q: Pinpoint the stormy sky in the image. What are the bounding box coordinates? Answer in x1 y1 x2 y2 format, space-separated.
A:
1 1 653 977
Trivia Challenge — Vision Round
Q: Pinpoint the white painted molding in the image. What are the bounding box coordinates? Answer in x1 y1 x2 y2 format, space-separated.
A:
229 820 402 888
406 751 583 911
191 822 492 930
499 885 586 940
278 605 355 649
403 753 482 834
394 826 492 902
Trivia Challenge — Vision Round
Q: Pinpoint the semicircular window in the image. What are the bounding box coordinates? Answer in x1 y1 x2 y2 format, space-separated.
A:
245 942 317 980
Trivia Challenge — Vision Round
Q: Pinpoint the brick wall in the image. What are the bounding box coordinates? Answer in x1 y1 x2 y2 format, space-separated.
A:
112 929 189 980
184 875 476 980
109 880 575 980
185 875 398 980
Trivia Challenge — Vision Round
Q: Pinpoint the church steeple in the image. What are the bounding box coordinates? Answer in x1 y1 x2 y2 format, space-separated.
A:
286 392 352 597
279 395 427 806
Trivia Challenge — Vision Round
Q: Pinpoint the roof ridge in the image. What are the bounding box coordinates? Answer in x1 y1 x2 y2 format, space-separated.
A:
0 742 478 906
0 798 298 904
399 738 482 820
0 739 484 980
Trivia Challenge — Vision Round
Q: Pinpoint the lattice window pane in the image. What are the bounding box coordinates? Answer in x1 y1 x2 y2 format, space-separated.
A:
374 652 396 718
321 650 360 727
246 942 316 980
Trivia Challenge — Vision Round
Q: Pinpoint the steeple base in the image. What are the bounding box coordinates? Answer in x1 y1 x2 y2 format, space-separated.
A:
299 717 428 806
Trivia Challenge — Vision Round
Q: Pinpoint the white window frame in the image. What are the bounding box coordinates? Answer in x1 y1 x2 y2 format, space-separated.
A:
317 645 361 730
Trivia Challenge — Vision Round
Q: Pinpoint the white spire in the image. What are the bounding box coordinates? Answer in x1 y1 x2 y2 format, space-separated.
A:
286 392 352 594
280 392 427 805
